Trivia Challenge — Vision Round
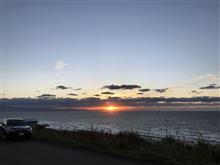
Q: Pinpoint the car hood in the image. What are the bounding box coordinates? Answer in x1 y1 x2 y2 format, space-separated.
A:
8 126 30 129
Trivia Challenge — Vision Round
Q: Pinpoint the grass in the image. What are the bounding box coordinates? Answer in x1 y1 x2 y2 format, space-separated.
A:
32 128 220 165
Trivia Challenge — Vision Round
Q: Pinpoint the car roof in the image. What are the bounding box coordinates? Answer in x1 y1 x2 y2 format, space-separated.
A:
3 118 24 121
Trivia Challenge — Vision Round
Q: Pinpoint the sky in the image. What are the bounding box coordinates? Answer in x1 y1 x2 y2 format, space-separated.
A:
0 0 219 99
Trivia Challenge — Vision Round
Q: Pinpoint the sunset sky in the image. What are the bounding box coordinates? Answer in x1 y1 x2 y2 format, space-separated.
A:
1 0 219 99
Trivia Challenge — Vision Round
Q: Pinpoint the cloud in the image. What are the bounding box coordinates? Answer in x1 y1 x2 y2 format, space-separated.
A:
139 88 150 92
101 92 114 95
55 60 67 71
94 94 100 97
191 90 201 95
56 85 71 90
199 84 220 90
102 84 141 90
192 73 219 81
74 88 82 91
67 93 78 96
137 92 143 95
154 88 169 93
2 96 219 108
38 94 56 99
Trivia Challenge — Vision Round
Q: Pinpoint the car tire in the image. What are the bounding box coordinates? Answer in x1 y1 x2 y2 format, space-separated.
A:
0 133 7 141
0 127 7 141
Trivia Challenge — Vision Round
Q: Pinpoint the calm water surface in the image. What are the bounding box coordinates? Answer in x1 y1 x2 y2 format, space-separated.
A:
0 108 219 142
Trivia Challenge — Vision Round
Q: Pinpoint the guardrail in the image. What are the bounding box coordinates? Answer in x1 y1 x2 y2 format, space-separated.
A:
137 129 220 144
42 122 220 144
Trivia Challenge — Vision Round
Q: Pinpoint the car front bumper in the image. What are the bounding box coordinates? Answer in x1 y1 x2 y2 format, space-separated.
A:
7 131 32 138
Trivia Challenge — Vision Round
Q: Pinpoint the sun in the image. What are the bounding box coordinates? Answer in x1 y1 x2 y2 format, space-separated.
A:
104 106 118 111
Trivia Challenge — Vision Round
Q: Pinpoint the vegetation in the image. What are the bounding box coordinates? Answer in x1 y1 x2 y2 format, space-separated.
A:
32 128 220 165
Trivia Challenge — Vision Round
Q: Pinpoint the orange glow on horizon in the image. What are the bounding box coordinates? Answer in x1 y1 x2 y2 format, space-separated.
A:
104 106 118 111
78 105 135 111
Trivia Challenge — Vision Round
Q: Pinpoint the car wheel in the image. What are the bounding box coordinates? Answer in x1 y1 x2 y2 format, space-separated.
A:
0 133 7 141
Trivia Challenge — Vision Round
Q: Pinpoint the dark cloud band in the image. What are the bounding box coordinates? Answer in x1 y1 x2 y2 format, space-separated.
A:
67 93 78 96
56 85 71 90
154 88 169 93
199 84 220 90
102 84 141 90
101 92 114 95
38 94 56 99
139 88 150 92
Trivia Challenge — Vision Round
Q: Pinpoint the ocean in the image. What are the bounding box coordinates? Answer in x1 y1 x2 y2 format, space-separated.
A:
0 108 219 142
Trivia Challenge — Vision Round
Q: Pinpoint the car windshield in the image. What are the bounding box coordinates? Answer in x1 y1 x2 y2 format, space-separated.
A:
7 120 25 126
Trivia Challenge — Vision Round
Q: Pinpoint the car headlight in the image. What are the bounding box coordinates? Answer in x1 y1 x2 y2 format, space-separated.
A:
27 126 32 133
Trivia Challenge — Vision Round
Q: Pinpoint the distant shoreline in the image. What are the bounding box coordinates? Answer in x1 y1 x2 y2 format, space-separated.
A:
1 104 220 112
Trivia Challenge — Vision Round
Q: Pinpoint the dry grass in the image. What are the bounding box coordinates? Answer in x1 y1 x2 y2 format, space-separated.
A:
32 128 220 165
